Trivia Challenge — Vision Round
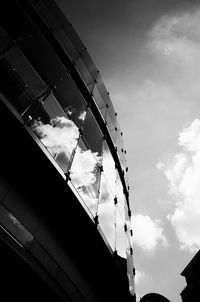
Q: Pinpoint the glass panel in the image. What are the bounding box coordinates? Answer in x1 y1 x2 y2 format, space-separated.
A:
0 26 13 54
116 120 126 171
32 1 61 34
125 202 133 249
92 84 107 120
105 98 117 130
20 35 65 85
0 58 32 114
74 56 94 92
62 21 86 55
82 109 103 154
116 205 126 257
42 92 67 119
6 47 46 99
54 73 87 128
81 51 99 82
106 109 117 146
115 170 126 257
98 172 115 251
116 170 126 220
97 142 117 250
101 141 116 197
55 29 79 60
56 28 98 91
0 206 34 247
1 1 38 40
126 221 133 251
127 249 135 295
30 100 79 174
70 138 101 216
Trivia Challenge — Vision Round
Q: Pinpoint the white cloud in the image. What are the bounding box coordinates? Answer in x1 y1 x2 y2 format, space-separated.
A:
71 147 101 187
158 119 200 252
33 116 79 162
132 214 167 252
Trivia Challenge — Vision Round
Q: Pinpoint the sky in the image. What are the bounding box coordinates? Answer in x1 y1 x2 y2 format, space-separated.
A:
55 1 200 301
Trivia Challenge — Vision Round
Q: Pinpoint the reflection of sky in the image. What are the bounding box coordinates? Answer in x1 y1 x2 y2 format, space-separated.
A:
56 1 200 301
33 114 128 258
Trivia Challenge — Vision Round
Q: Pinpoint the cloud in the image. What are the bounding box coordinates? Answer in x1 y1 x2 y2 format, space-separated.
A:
132 214 167 252
158 119 200 252
33 116 79 165
71 147 101 187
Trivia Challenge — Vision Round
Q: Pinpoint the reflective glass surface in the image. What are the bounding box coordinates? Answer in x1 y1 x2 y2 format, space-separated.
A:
6 47 46 100
115 205 126 257
28 92 79 174
125 201 132 246
116 170 126 218
54 73 87 128
126 249 135 295
55 29 79 60
80 51 99 82
92 84 107 120
70 137 101 216
73 56 94 93
20 34 66 85
101 141 116 198
0 206 33 247
115 120 126 171
0 58 32 113
82 108 103 154
98 172 116 251
115 170 128 257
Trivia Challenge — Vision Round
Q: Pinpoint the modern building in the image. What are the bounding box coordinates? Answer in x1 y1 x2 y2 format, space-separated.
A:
140 293 171 302
180 250 200 302
0 0 135 301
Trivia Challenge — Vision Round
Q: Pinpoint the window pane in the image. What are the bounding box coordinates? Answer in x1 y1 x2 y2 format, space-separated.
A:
82 109 103 154
116 121 126 172
116 205 126 257
98 172 115 251
6 47 46 100
102 141 116 197
0 206 33 247
55 29 79 60
116 170 126 221
115 170 127 257
73 56 94 92
127 249 135 295
20 35 65 85
30 98 79 174
0 58 31 113
70 138 101 216
92 84 107 120
54 73 87 128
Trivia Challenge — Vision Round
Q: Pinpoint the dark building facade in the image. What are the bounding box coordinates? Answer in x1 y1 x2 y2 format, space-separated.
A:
180 250 200 302
0 1 135 301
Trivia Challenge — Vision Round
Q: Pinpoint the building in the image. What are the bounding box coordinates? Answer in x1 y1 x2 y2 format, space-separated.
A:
140 293 170 302
0 0 135 301
180 250 200 302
